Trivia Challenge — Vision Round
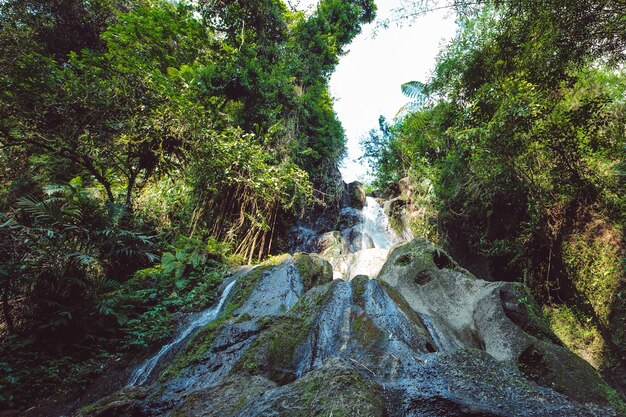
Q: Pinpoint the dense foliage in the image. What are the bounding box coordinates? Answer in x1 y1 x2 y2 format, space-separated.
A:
364 0 626 395
0 0 375 409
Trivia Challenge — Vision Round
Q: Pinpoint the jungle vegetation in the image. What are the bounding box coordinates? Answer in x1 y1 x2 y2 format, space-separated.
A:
363 0 626 395
0 0 375 409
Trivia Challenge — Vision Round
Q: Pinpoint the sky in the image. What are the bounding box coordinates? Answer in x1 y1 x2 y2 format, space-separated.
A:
296 0 458 183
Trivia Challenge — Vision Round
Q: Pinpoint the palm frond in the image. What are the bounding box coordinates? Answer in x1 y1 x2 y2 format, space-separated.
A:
16 195 64 225
396 81 429 119
43 184 69 196
66 252 98 266
401 81 426 99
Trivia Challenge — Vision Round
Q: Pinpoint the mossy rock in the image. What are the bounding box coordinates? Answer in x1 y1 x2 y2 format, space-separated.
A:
76 387 150 417
316 231 346 259
172 375 276 417
240 357 385 417
233 282 336 384
346 181 366 210
518 340 620 406
386 196 407 236
159 315 230 381
351 275 369 309
173 359 384 417
379 238 468 287
233 316 310 385
293 253 333 291
159 263 276 381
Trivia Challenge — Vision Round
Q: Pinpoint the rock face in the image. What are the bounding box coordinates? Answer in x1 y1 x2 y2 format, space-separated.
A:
72 178 624 417
346 181 367 210
77 239 624 417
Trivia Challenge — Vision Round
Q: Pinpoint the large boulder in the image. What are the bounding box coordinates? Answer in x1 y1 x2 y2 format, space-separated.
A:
378 238 616 405
174 358 385 417
346 181 366 210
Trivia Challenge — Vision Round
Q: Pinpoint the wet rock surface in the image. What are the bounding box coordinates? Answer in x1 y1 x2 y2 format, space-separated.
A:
346 181 367 210
76 199 625 417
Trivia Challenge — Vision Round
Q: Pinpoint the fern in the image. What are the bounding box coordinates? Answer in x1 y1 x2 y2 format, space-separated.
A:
66 252 98 266
401 80 426 98
16 195 64 225
397 80 428 118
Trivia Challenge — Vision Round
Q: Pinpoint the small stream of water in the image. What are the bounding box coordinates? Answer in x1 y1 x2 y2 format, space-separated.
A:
127 279 238 387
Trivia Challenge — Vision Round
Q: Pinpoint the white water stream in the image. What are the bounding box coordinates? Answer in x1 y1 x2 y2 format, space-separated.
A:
331 196 400 280
127 279 238 386
361 196 396 249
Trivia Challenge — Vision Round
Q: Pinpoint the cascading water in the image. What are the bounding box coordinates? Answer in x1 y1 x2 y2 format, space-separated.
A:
127 279 238 387
361 196 396 249
329 195 400 280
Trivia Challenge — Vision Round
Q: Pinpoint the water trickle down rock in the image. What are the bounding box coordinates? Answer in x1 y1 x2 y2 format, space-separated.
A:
362 196 397 249
88 256 320 417
79 239 624 417
126 277 239 387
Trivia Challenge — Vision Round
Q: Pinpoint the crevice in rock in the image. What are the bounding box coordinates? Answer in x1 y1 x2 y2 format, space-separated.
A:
433 250 454 269
395 253 413 266
414 271 433 286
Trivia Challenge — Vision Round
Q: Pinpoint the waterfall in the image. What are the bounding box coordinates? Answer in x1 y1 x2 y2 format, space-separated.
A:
361 196 396 249
127 279 238 387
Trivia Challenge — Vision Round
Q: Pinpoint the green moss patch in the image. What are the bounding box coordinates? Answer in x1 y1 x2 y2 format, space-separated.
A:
77 386 150 417
236 316 311 385
233 282 336 385
266 358 385 417
544 304 605 369
293 253 333 291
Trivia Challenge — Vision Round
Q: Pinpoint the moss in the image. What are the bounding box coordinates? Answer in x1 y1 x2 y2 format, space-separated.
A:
265 253 292 266
557 218 626 382
282 359 385 417
601 384 626 416
352 312 385 347
222 265 273 316
347 181 366 209
234 315 310 385
380 238 463 282
159 316 228 381
544 304 605 369
158 263 275 381
76 387 148 417
233 282 336 385
562 221 623 327
351 275 369 309
78 401 101 416
293 253 333 291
